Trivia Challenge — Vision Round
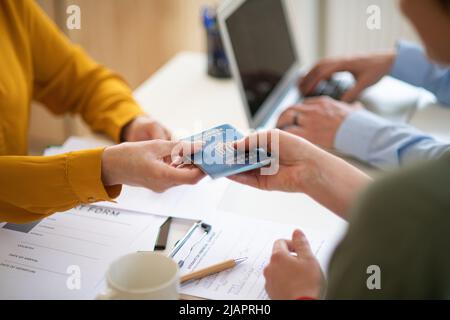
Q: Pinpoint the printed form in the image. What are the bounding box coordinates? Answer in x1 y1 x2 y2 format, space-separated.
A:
173 211 346 300
0 205 165 299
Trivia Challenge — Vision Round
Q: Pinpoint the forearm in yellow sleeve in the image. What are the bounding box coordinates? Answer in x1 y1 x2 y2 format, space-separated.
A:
0 148 121 223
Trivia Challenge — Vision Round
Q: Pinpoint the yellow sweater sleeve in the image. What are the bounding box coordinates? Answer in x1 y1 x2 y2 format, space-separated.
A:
26 0 145 142
0 1 147 222
0 149 121 223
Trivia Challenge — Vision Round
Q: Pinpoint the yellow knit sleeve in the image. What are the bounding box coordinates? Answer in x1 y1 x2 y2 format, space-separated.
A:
0 149 121 223
25 0 145 142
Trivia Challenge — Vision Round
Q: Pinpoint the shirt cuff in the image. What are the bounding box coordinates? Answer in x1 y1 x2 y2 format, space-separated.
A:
390 40 428 87
66 148 122 203
334 110 389 162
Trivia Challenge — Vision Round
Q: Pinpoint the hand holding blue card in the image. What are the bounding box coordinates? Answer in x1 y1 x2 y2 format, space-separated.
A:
183 124 272 179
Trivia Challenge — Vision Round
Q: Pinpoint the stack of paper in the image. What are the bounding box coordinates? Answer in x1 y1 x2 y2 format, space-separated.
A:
172 210 346 300
0 205 166 299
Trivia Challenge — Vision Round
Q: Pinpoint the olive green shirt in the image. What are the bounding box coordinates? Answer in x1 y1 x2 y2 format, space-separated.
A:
326 153 450 299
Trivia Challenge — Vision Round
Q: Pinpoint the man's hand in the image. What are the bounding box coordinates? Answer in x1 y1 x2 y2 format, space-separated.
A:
229 130 322 194
228 130 371 217
277 97 361 149
300 52 396 103
122 115 172 142
264 230 323 300
102 140 205 193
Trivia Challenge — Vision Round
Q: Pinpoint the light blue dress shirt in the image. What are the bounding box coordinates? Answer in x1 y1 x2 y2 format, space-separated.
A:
335 41 450 168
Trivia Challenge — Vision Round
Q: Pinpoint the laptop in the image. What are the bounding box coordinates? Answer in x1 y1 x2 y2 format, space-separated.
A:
218 0 351 129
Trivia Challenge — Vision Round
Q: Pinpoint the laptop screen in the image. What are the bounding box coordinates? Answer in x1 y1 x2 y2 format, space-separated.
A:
225 0 296 117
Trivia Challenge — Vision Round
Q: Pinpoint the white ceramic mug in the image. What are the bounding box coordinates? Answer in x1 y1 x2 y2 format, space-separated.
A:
96 252 180 300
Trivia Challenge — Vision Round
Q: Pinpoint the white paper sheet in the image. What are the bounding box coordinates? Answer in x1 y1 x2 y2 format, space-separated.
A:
172 211 346 300
46 137 230 220
0 205 166 299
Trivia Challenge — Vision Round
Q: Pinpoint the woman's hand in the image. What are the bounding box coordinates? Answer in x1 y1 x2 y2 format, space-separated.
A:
264 230 323 300
229 130 371 218
122 115 172 142
300 52 396 103
101 140 205 193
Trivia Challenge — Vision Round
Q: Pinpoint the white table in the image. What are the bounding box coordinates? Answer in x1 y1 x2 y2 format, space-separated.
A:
132 52 450 255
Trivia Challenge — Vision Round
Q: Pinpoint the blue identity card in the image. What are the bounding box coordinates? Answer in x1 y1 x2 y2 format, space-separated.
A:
183 124 272 179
